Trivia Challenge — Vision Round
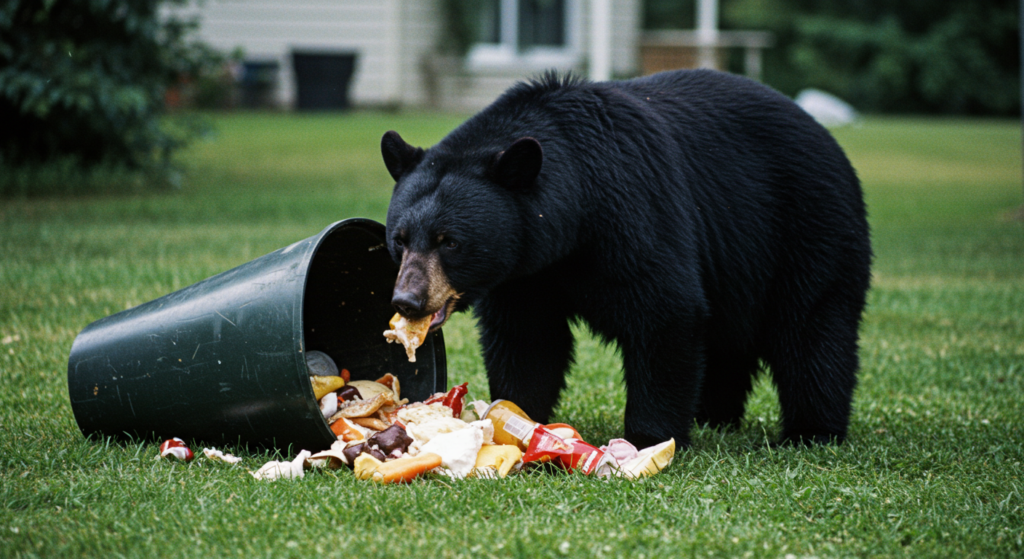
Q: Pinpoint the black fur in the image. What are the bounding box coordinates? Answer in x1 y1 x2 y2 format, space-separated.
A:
383 69 872 448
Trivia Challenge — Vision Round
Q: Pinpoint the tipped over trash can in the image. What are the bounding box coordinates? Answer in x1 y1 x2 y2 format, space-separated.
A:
67 218 446 452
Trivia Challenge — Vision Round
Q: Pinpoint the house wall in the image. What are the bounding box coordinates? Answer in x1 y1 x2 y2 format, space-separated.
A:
169 0 639 111
169 0 439 108
398 0 442 107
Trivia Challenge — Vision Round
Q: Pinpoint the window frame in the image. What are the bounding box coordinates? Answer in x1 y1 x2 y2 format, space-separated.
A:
467 0 582 71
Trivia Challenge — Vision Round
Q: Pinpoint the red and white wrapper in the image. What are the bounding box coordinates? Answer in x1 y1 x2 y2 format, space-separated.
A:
522 426 616 476
159 438 194 462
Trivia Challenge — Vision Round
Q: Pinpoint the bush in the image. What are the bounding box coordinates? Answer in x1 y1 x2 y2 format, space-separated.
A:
0 0 218 195
646 0 1020 115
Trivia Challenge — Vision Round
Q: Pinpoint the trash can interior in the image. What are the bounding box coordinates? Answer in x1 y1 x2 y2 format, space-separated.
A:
303 224 444 402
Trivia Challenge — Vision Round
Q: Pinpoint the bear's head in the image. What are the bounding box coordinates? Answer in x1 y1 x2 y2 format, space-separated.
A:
381 130 542 330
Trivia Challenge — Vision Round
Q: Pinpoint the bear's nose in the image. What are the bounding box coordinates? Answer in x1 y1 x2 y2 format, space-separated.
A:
391 290 425 317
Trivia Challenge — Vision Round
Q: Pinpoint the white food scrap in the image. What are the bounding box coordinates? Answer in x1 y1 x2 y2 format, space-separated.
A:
203 448 243 464
251 450 311 481
420 426 484 480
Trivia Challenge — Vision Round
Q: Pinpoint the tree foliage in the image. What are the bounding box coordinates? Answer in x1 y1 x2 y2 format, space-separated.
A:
645 0 1020 115
0 0 218 191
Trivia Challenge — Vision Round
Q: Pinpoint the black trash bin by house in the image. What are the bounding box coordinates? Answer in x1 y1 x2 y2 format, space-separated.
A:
67 219 446 452
239 60 280 109
292 51 357 111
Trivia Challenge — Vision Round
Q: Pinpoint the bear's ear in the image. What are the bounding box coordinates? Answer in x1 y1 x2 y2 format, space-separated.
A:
492 137 543 190
381 130 424 182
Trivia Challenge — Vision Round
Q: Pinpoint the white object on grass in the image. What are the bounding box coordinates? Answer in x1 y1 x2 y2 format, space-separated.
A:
795 89 858 127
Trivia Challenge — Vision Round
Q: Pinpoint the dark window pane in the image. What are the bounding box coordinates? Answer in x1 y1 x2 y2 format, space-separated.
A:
518 0 565 49
478 0 502 44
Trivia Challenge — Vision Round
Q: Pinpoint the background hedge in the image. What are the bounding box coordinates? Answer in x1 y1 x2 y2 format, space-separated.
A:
0 0 217 195
645 0 1021 116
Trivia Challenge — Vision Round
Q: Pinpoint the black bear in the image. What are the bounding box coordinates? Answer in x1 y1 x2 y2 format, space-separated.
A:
381 70 871 448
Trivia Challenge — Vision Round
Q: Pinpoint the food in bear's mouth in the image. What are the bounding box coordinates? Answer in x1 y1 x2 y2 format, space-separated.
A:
383 313 431 362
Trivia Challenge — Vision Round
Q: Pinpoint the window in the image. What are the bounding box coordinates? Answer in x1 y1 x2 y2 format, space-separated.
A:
469 0 579 70
519 0 566 49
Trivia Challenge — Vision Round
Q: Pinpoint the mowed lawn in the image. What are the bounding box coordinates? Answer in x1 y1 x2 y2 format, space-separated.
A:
1 112 1021 558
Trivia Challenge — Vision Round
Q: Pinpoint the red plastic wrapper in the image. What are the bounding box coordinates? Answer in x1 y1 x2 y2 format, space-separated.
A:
423 382 469 418
522 426 612 475
442 382 468 417
159 438 194 462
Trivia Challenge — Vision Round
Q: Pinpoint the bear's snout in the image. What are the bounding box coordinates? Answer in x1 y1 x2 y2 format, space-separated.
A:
391 250 460 330
391 289 424 317
392 252 430 317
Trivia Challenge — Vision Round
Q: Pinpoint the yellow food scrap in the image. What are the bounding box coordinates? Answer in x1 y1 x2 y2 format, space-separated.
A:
473 444 523 479
618 438 675 479
310 375 345 400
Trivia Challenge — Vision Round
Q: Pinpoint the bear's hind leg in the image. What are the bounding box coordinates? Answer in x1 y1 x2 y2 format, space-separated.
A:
694 350 758 429
764 290 862 445
621 331 706 449
475 280 575 424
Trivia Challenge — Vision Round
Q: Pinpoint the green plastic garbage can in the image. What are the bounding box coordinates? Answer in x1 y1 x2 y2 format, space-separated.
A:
67 218 446 452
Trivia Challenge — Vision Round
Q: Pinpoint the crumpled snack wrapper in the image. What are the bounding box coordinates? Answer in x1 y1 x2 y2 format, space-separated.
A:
522 426 614 475
600 438 639 465
251 450 312 481
159 438 194 461
616 439 675 479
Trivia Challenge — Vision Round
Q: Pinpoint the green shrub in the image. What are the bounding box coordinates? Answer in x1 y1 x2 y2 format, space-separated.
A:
646 0 1020 115
0 0 218 195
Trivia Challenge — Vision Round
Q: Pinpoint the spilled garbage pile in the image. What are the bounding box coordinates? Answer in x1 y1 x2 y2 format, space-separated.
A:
160 349 675 483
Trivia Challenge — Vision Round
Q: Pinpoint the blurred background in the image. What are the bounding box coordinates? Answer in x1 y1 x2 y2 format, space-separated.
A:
0 0 1019 196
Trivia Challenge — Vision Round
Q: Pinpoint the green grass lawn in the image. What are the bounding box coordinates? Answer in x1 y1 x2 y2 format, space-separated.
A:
1 112 1022 558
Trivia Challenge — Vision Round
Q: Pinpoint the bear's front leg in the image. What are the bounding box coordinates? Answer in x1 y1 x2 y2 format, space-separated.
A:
474 279 575 424
621 328 706 449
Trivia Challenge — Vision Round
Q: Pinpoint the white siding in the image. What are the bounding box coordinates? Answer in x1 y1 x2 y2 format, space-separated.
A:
610 0 641 76
397 0 442 107
170 0 639 110
577 0 641 77
173 0 423 107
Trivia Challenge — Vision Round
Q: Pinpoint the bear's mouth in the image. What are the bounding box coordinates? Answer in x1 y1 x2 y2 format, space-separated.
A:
428 294 459 332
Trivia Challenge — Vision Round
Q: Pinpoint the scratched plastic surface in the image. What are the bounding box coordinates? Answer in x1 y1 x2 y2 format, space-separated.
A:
67 218 447 451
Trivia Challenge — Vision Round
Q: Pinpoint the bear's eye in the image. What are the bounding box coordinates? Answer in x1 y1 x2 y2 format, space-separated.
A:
393 237 404 248
437 234 458 250
438 235 458 250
